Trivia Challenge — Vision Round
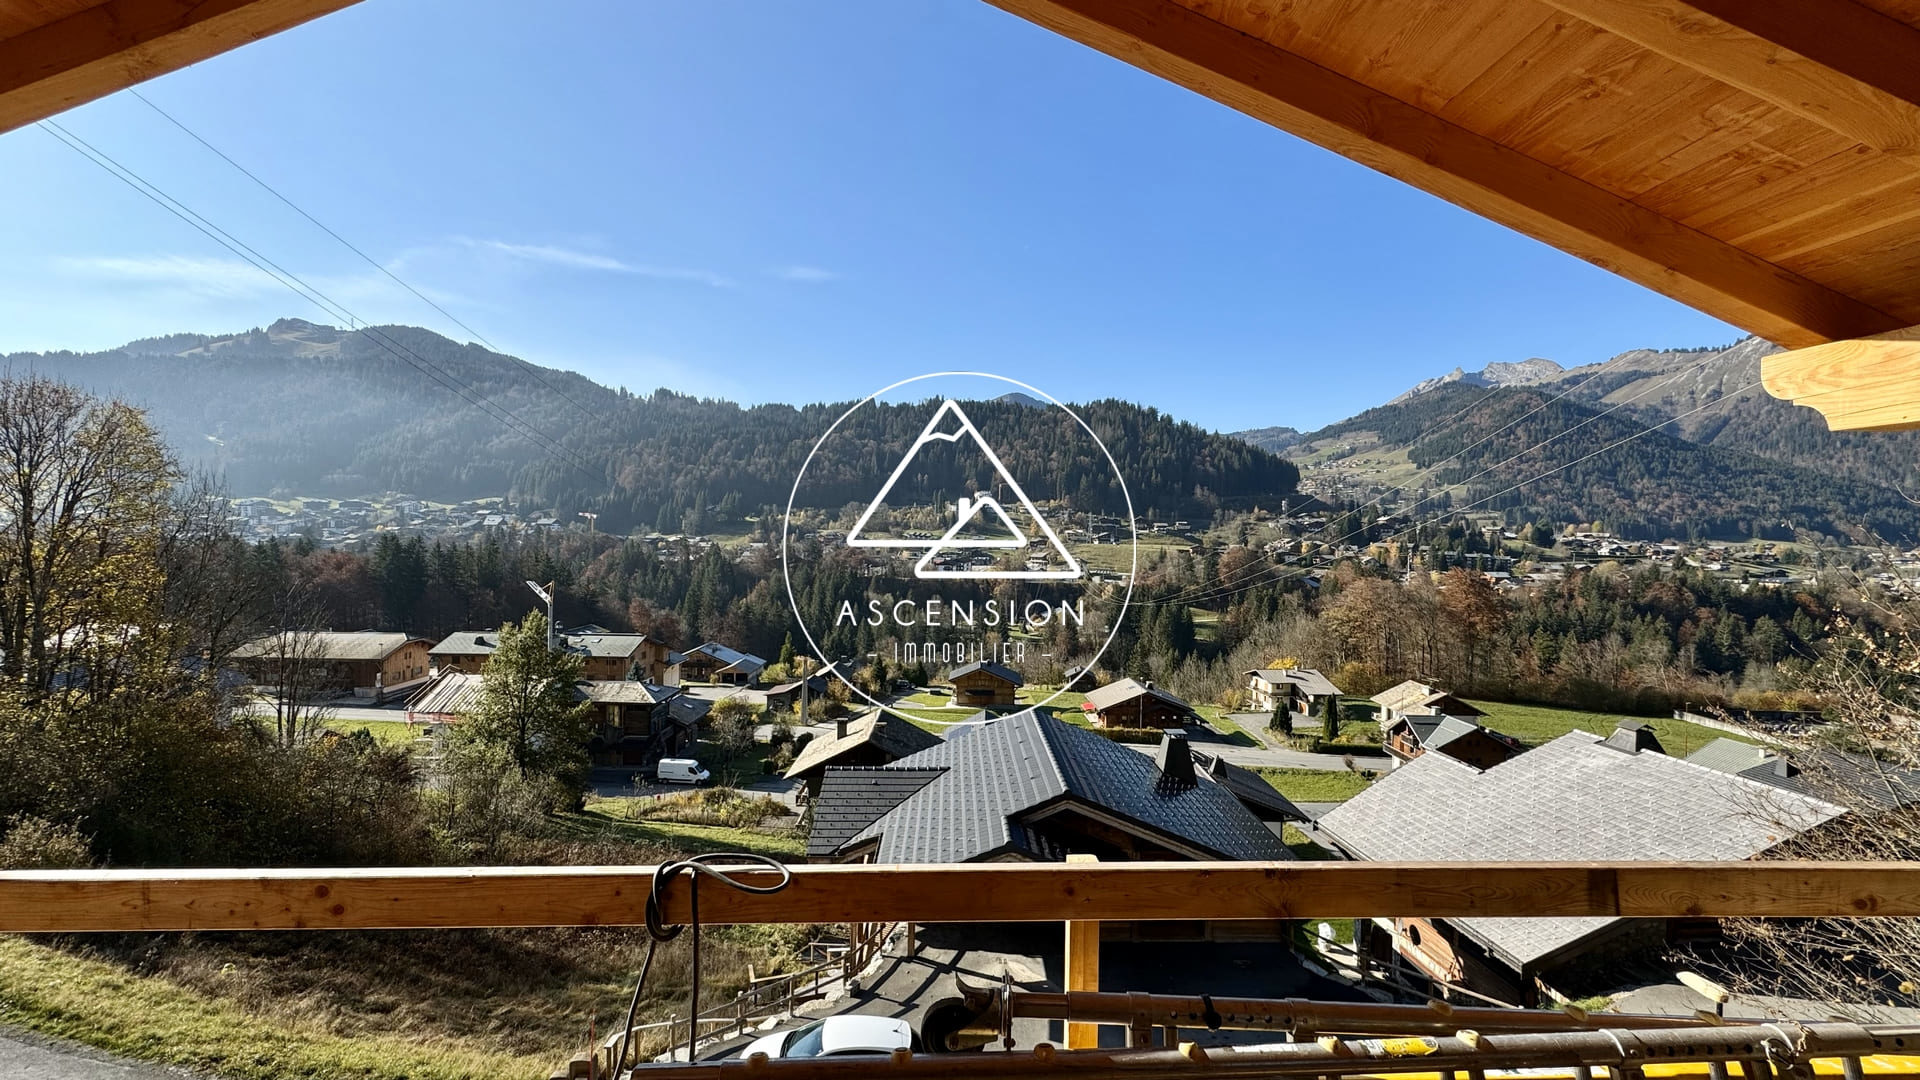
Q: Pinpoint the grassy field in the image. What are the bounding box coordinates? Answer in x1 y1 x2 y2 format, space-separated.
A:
322 718 423 749
1467 700 1754 756
573 800 804 858
1255 767 1374 803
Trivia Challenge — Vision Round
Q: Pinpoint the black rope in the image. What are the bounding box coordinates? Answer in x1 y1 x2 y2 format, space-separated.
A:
613 854 792 1076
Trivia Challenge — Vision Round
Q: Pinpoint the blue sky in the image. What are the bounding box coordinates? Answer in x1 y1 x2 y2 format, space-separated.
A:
0 1 1743 432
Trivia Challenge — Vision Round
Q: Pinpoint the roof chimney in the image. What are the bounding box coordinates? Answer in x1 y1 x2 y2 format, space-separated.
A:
1602 718 1667 755
836 715 850 739
1153 730 1197 794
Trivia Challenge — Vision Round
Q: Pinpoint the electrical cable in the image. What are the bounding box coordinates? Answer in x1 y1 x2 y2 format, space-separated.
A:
613 853 792 1077
127 88 607 424
38 119 608 485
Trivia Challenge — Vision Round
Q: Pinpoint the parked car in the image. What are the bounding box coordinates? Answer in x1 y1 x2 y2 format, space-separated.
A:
738 1016 916 1060
655 758 710 785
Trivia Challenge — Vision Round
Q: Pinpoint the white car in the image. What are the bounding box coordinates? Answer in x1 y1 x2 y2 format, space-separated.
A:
738 1016 916 1060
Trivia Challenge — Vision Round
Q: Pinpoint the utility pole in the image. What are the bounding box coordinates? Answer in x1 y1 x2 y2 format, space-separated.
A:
525 579 557 652
577 511 598 533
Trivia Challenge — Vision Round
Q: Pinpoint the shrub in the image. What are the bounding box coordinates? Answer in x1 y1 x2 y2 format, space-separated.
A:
0 814 94 869
629 787 787 829
1090 726 1163 745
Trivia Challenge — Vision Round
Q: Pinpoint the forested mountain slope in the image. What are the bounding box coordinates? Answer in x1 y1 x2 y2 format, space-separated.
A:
8 318 1297 532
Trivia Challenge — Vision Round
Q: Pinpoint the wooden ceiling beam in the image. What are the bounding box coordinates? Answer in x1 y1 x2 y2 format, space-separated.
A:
1762 324 1920 430
983 0 1907 349
0 0 363 136
1542 0 1920 161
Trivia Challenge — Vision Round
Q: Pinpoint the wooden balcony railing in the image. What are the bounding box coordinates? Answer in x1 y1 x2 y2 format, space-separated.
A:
1 860 1918 933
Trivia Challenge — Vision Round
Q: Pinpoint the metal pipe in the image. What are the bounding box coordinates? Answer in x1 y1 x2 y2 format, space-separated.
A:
968 989 1745 1036
631 1021 1920 1080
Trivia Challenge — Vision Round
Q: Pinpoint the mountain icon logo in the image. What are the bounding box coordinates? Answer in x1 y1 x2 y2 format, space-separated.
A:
844 399 1083 580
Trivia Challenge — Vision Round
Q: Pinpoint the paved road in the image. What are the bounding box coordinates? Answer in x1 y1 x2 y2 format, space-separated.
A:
0 1025 208 1080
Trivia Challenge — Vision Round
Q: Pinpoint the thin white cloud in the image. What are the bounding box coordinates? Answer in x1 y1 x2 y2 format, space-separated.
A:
770 264 840 283
53 254 277 299
459 238 732 287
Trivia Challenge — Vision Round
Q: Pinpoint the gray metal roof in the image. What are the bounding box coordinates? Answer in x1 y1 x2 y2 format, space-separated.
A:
1685 737 1774 775
235 630 423 662
1248 667 1340 697
1318 730 1846 970
948 660 1023 686
431 629 654 660
828 711 1292 863
406 670 484 715
575 680 672 705
1083 677 1192 714
806 767 948 857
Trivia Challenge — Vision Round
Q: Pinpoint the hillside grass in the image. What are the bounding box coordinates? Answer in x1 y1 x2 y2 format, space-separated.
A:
573 800 804 858
1466 699 1753 756
0 936 549 1080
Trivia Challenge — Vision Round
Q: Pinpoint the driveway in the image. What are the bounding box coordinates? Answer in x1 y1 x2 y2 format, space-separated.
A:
0 1024 210 1079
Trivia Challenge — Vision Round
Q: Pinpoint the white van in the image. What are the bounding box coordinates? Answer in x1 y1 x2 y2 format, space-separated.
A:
656 758 709 785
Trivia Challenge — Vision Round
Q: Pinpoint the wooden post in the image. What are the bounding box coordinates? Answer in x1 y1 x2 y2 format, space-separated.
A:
1065 853 1101 1049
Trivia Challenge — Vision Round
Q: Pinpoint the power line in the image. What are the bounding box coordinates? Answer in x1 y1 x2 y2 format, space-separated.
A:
41 119 607 486
128 89 607 425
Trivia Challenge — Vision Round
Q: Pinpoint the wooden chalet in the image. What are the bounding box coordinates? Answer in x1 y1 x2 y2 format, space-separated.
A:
783 710 944 794
430 627 669 682
231 630 432 701
1317 723 1847 1005
1372 680 1488 728
668 642 767 687
947 660 1023 709
1081 677 1193 729
1383 713 1524 770
404 669 710 766
1244 666 1340 716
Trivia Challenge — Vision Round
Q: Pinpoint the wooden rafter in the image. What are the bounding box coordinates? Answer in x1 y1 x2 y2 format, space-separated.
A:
981 0 1907 351
1541 0 1920 160
1762 324 1920 430
0 0 363 136
3 861 1919 933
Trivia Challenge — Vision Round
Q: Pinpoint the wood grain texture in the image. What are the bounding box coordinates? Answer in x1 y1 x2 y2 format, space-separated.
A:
1762 323 1920 430
1542 0 1920 159
4 862 1920 933
982 0 1905 348
0 0 362 134
1064 853 1101 1050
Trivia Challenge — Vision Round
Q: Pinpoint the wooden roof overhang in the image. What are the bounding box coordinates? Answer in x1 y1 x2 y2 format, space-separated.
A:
983 0 1920 430
1 0 1918 428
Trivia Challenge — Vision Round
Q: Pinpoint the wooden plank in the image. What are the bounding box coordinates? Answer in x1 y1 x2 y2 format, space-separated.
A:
1762 323 1920 431
1541 0 1920 160
4 862 1920 934
982 0 1903 348
0 0 363 135
1064 853 1101 1050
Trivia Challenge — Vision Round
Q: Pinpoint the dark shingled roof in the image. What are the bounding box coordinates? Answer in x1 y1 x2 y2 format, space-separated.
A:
806 767 948 857
1195 751 1310 822
817 710 1291 863
1687 737 1920 812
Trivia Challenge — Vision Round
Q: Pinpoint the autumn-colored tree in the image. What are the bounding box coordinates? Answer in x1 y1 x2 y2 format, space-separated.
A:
1437 568 1509 691
0 375 178 704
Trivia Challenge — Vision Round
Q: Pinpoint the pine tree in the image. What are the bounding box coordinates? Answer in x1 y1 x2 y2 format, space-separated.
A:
466 611 594 783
